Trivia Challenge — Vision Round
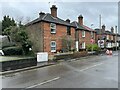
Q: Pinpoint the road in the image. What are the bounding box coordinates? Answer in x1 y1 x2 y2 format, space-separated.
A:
1 51 118 89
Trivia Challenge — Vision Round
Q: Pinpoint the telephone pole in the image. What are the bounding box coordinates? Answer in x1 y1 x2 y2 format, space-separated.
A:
115 26 117 51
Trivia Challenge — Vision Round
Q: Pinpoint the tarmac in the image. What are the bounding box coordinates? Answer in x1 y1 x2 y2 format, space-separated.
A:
0 55 92 76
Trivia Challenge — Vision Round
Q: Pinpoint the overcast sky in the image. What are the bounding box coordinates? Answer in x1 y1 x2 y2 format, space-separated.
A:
0 0 119 32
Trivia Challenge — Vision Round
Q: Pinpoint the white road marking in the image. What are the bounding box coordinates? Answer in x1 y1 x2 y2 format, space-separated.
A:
79 63 103 71
25 77 60 89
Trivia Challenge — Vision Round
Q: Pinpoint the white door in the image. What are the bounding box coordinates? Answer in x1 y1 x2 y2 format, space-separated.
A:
76 41 79 51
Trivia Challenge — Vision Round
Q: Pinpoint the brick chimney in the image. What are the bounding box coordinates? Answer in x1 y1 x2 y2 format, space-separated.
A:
78 15 83 25
66 19 70 23
39 12 45 18
102 25 105 33
111 27 114 33
50 5 57 18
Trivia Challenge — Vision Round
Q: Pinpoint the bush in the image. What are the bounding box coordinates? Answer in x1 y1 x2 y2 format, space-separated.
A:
93 44 100 51
86 44 100 51
3 46 23 56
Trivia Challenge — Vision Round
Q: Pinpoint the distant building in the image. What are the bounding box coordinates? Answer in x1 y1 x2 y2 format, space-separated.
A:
95 25 120 50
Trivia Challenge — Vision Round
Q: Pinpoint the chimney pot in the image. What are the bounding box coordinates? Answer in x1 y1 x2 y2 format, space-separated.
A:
102 24 105 33
39 12 45 18
111 27 114 33
66 19 70 23
50 5 57 18
78 15 83 25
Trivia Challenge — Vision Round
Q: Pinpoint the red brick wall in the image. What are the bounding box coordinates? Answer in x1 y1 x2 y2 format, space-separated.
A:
79 30 96 49
43 22 75 54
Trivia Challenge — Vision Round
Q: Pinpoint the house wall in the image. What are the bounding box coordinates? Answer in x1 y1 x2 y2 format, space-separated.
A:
43 22 75 54
78 30 96 49
26 22 44 53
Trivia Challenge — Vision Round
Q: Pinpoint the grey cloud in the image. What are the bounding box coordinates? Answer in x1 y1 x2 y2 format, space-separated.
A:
0 1 118 31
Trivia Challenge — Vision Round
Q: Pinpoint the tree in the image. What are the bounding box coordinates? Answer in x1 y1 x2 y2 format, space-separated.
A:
61 36 75 52
4 25 32 55
2 15 16 34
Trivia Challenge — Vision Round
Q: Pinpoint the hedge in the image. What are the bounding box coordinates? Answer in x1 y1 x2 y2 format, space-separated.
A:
86 44 100 51
3 46 23 56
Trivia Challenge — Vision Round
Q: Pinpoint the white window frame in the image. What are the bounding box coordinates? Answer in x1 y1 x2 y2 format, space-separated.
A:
82 42 85 49
82 31 85 37
50 23 56 34
107 35 109 40
111 36 113 40
51 41 56 52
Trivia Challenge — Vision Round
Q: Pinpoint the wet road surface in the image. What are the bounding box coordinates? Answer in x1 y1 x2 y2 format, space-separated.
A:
1 52 118 88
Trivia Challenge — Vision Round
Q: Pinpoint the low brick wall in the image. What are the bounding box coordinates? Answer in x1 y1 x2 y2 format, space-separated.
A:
0 57 37 72
54 51 88 61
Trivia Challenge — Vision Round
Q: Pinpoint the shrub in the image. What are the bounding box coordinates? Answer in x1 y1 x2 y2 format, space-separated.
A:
93 44 100 51
3 46 23 56
86 44 100 51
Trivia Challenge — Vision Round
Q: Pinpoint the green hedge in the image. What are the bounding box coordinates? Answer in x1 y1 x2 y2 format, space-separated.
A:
86 44 100 51
3 46 23 56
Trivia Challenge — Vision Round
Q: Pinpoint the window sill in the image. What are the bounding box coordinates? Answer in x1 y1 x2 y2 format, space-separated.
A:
51 50 56 53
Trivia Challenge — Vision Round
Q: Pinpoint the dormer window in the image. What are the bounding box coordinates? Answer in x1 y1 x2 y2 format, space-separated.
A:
50 23 56 34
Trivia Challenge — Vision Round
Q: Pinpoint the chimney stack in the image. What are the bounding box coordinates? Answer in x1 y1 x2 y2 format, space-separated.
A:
102 25 105 33
39 12 45 18
78 15 83 25
66 19 70 23
111 27 114 33
50 5 57 18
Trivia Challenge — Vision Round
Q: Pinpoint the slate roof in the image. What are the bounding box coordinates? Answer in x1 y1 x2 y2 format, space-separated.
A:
26 13 75 27
82 25 96 32
95 29 117 35
71 21 85 30
71 21 96 32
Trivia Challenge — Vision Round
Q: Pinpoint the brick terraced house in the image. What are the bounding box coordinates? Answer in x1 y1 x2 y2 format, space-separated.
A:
26 5 119 56
95 25 120 50
71 15 96 51
26 5 76 55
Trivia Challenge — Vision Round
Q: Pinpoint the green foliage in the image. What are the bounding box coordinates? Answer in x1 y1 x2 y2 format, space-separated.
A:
2 15 33 55
3 46 23 56
2 15 16 34
86 44 100 51
3 26 32 55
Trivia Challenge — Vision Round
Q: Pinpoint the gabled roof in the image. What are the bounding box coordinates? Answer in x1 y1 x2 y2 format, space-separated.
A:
71 21 85 30
71 21 96 32
95 29 118 35
105 31 113 34
26 13 75 27
82 25 96 32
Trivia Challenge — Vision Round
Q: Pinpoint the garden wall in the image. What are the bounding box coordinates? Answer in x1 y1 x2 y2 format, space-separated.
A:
0 57 37 72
